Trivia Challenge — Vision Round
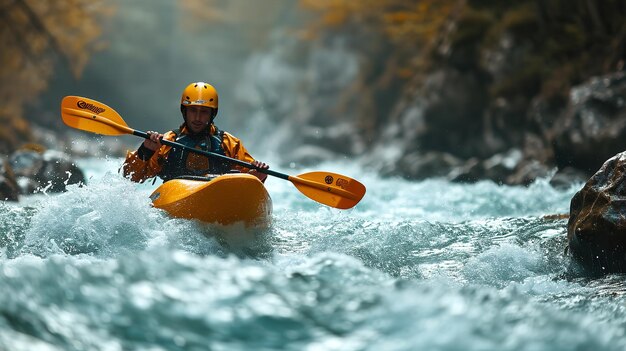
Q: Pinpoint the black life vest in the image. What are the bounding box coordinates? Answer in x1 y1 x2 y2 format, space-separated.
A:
160 127 231 181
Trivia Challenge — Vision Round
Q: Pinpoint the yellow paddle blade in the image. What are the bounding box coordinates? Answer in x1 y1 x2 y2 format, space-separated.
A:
61 96 133 136
289 171 366 209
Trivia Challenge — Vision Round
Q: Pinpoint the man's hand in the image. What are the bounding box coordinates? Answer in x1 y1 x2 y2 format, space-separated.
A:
143 131 163 151
249 160 269 183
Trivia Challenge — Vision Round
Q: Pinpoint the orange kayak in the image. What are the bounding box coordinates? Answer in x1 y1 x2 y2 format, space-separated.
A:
149 174 272 227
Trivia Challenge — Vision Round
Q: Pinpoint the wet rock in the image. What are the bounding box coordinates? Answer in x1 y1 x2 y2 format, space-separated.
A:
567 151 626 273
0 157 19 201
9 149 85 194
39 150 86 192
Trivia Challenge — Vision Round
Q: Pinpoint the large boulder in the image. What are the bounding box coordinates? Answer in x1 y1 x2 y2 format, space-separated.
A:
567 151 626 273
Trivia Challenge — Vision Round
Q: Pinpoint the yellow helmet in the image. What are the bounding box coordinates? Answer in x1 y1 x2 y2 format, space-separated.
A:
180 82 218 118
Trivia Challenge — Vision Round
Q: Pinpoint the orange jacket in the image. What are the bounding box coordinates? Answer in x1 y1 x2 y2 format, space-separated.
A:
122 124 256 183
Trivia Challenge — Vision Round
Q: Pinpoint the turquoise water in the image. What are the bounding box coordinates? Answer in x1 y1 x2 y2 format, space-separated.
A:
1 157 625 351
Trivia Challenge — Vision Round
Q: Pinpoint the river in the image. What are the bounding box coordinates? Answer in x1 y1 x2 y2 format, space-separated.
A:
1 156 625 351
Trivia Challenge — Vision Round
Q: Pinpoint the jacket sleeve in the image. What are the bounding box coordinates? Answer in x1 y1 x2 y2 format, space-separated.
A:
121 132 175 182
221 131 256 172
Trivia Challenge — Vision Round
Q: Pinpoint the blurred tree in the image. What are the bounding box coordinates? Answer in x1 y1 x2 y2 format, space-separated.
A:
0 0 113 153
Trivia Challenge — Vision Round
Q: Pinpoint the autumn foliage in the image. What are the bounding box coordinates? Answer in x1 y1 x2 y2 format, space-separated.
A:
296 0 626 149
299 0 461 75
299 0 626 94
0 0 113 153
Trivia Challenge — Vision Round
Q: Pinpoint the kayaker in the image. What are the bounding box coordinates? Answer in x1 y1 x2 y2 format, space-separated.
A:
122 82 269 183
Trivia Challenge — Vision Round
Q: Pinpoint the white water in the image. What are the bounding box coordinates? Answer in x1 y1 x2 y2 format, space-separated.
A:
2 157 625 351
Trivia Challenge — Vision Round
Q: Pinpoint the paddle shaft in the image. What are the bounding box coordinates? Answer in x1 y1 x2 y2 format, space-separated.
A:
132 129 291 180
133 130 361 200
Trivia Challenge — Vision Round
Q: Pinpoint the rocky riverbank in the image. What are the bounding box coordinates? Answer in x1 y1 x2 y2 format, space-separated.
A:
0 126 130 202
368 70 626 186
238 42 624 188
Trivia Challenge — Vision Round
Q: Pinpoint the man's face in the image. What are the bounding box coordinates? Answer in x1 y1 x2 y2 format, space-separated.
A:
185 105 214 134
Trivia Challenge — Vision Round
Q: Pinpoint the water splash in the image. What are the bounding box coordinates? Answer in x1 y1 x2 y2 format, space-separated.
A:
2 157 622 351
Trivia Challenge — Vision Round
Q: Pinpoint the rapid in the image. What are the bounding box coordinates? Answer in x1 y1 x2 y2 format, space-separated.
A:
1 156 625 351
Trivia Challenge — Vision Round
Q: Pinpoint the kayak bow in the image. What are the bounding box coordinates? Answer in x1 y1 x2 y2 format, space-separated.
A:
150 174 272 227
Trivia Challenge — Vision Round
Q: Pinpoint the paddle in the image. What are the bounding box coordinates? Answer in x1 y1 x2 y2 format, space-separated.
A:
60 96 366 209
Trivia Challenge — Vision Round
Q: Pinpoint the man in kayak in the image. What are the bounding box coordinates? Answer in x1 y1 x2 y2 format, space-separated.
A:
122 82 269 183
